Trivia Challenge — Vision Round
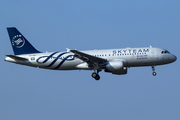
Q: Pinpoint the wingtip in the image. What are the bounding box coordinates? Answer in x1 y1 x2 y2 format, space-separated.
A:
66 48 71 52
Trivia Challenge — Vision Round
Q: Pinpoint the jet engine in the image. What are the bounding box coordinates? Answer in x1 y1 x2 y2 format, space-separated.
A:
104 59 127 75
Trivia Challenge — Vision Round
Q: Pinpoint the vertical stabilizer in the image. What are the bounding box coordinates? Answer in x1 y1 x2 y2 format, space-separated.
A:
7 27 41 55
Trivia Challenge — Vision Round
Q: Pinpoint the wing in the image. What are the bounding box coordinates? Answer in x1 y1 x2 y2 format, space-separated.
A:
70 49 107 69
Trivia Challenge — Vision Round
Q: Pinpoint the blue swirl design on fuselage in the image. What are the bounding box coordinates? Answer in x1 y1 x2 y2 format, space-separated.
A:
36 52 75 69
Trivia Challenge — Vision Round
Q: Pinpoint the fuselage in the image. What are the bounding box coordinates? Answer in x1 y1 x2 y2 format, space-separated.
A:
5 27 177 80
5 47 177 70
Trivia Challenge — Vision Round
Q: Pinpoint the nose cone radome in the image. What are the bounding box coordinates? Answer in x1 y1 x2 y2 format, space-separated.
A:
170 54 177 63
173 55 177 62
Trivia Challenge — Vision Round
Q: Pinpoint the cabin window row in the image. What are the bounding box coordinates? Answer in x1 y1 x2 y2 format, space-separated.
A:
94 52 146 57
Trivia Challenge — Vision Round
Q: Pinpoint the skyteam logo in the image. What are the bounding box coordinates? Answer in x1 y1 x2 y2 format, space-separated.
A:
36 52 75 69
12 35 25 48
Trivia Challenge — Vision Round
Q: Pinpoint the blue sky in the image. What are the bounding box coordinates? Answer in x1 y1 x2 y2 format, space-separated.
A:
0 0 180 120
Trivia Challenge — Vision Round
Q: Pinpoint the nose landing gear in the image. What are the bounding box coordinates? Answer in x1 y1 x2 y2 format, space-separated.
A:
152 66 157 76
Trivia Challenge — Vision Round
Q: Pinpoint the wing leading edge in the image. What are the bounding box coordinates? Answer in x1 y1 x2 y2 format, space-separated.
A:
70 49 107 69
70 50 107 62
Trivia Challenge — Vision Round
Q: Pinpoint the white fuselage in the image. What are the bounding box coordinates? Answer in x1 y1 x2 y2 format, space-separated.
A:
5 47 177 70
5 27 177 80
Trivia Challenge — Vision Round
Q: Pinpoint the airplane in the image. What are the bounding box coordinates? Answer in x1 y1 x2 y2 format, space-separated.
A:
5 27 177 80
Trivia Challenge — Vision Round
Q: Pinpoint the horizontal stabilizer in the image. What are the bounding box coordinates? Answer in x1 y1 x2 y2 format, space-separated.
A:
6 55 28 61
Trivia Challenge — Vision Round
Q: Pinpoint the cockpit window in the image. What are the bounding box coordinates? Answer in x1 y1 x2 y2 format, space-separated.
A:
161 50 170 54
166 50 170 53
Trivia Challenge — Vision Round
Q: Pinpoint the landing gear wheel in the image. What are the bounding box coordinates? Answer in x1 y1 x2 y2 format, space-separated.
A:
95 75 100 80
151 66 157 76
91 71 100 80
92 72 97 78
152 72 157 76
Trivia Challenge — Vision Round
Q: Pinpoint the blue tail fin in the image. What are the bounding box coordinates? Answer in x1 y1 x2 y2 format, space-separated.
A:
7 27 41 55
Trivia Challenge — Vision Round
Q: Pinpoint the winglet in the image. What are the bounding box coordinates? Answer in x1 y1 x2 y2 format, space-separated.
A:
66 48 71 52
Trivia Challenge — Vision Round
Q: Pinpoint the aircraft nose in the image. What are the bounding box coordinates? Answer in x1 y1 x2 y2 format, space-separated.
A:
173 55 177 61
171 54 177 62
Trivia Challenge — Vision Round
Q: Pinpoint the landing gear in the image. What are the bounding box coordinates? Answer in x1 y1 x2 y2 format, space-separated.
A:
152 72 157 76
152 66 157 76
92 72 97 78
91 70 101 80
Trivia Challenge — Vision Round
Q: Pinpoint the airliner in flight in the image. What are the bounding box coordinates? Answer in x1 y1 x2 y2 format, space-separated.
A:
5 27 177 80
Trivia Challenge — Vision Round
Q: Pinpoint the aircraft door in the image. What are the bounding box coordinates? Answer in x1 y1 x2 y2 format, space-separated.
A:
150 48 156 59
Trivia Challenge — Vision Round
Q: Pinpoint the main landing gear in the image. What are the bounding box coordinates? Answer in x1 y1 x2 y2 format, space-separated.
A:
92 70 101 80
152 66 157 76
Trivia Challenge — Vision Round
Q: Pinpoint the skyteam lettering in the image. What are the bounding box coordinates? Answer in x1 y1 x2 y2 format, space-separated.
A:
113 49 149 54
36 52 75 69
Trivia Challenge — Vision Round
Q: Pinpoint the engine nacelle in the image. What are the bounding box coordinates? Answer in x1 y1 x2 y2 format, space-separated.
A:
105 60 127 75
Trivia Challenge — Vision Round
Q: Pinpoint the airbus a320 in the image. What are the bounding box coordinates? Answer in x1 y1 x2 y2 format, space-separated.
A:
5 27 177 80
